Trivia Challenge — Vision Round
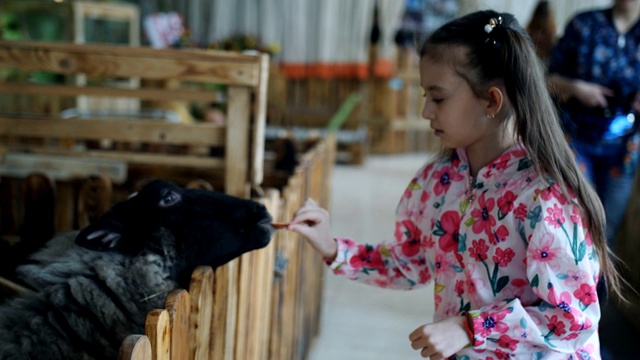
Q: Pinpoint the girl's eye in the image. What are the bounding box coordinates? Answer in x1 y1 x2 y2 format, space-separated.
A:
423 93 444 104
159 191 181 207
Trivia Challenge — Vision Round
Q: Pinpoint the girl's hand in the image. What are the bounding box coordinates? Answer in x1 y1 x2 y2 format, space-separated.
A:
409 316 472 359
572 79 613 108
288 198 338 261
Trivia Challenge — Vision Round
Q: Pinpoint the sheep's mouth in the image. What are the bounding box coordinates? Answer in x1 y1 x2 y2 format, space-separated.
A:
254 215 276 244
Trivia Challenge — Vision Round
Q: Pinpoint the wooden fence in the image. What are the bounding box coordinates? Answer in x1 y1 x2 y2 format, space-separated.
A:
0 40 335 359
117 134 335 360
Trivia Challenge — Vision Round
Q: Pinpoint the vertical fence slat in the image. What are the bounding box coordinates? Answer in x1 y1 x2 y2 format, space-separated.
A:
189 266 214 360
145 309 171 360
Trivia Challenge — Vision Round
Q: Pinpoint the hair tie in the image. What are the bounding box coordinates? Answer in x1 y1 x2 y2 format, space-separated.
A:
484 17 501 34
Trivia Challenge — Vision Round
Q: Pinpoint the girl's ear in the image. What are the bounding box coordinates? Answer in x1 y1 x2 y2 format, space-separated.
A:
486 86 504 118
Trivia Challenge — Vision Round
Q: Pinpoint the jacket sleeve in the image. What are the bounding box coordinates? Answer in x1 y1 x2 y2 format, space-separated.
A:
326 169 436 290
467 183 601 355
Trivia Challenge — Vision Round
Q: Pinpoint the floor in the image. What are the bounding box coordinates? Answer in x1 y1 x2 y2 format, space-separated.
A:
306 153 639 360
307 153 434 360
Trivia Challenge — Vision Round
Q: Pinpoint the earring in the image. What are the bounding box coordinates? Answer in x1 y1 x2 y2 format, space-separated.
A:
487 113 495 119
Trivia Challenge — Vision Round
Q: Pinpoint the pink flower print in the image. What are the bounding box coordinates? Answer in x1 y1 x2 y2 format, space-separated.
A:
562 332 580 341
437 210 461 252
577 344 597 360
425 236 435 249
455 279 464 297
403 177 423 200
544 203 566 228
492 225 509 244
564 311 593 332
473 309 510 338
497 191 517 215
418 267 431 284
349 245 388 276
434 253 455 279
574 283 598 306
539 183 568 205
544 314 567 336
400 194 427 222
514 203 528 222
434 292 443 307
570 205 582 224
420 189 430 202
394 220 422 249
548 287 575 314
399 220 423 257
432 166 462 195
490 152 512 171
465 263 489 297
493 247 515 267
494 348 512 360
564 269 589 288
419 163 436 180
469 239 489 262
497 334 518 351
471 193 497 237
528 231 561 264
584 232 593 246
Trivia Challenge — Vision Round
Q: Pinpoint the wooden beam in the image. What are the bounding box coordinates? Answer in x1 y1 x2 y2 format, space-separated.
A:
0 118 225 146
0 40 263 86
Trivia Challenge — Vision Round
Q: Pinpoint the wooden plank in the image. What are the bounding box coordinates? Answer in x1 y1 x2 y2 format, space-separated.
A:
117 335 152 360
165 289 190 360
0 118 225 146
211 264 229 360
0 83 222 103
73 1 139 24
189 266 214 360
0 40 262 86
145 309 171 360
223 260 239 360
0 153 127 183
251 53 270 187
0 147 224 171
225 87 250 197
234 251 254 360
251 190 278 360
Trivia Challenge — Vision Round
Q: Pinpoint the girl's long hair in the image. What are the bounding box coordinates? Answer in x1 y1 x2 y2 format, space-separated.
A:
420 10 625 300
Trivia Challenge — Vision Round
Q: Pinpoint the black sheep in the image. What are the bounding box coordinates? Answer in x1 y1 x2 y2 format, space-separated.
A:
0 180 274 360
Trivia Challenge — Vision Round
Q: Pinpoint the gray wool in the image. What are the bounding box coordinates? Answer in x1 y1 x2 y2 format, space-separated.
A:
0 230 179 360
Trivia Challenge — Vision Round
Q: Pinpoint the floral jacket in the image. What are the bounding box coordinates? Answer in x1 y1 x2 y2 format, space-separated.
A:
329 146 601 359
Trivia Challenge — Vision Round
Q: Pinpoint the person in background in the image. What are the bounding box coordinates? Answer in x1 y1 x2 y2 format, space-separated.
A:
526 0 557 65
287 9 624 359
548 0 640 252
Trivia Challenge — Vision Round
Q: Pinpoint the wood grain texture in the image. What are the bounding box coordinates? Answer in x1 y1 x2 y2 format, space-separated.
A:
0 40 261 85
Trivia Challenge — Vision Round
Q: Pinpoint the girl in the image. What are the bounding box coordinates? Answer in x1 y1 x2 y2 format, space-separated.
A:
288 10 624 359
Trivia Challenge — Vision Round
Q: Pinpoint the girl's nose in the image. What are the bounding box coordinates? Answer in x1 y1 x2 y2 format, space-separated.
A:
421 101 434 121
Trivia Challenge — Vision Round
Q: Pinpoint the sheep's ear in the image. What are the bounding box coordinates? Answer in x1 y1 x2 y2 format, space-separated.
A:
75 227 123 251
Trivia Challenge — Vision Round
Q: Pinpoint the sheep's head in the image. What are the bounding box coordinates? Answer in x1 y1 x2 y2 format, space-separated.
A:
75 180 274 275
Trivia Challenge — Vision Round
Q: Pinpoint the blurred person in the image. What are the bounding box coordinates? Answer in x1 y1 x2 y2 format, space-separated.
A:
548 0 640 253
526 0 557 65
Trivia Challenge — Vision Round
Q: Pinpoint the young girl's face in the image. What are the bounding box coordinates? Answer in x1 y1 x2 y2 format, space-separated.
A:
419 56 502 153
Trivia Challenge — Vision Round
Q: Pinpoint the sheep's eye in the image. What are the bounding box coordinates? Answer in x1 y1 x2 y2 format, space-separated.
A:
159 191 181 207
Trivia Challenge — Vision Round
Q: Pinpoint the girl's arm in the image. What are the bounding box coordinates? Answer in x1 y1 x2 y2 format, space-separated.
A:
290 170 436 290
466 186 600 355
